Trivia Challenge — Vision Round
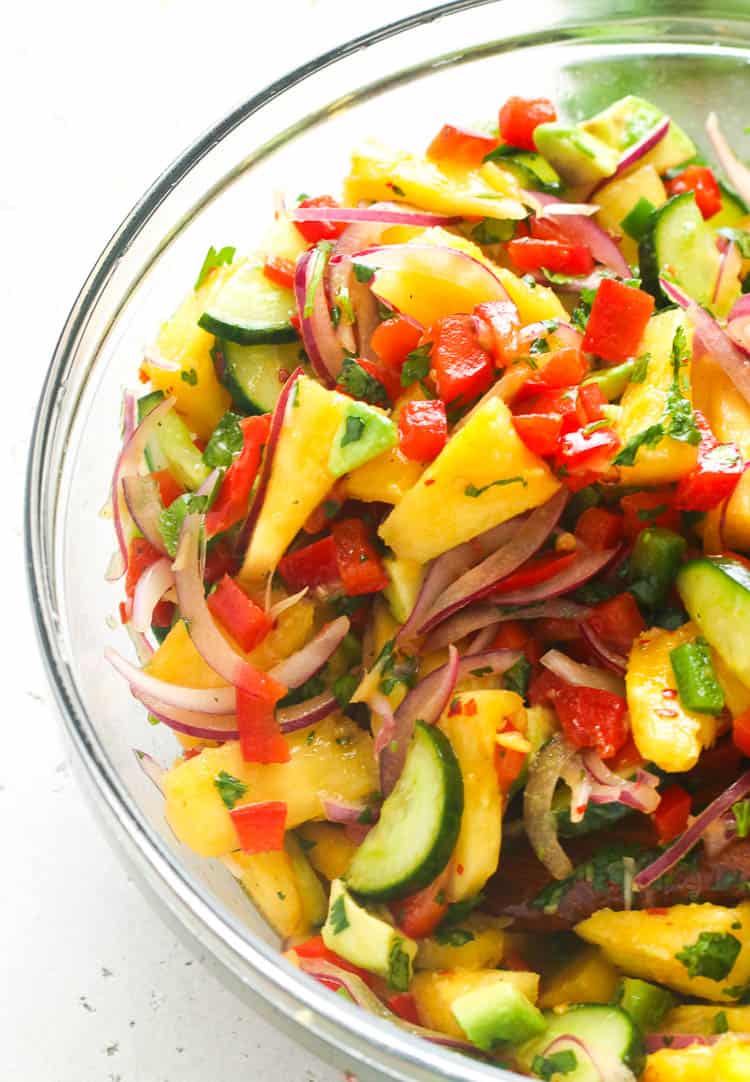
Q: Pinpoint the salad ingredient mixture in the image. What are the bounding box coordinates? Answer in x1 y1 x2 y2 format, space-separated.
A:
109 92 750 1079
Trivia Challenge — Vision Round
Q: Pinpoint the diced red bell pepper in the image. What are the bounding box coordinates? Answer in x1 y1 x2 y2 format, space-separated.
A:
621 490 680 541
582 279 655 364
332 519 389 597
491 551 577 595
499 96 557 152
371 316 423 371
204 538 239 585
125 537 163 599
206 414 272 536
494 726 527 795
586 593 645 658
534 617 582 643
151 468 184 508
278 535 341 591
574 506 624 551
294 935 376 988
345 357 403 405
556 425 620 475
236 680 289 764
608 734 646 775
529 217 568 243
507 238 594 276
429 314 495 404
520 349 589 395
513 412 564 457
151 599 174 628
293 195 347 244
207 574 273 652
519 387 581 435
230 800 287 853
427 123 498 168
528 667 567 707
666 166 723 220
387 994 421 1026
490 620 542 666
733 708 750 757
398 400 448 462
473 300 521 368
553 684 629 759
576 383 606 425
263 256 296 290
673 411 744 512
652 785 691 844
392 866 450 939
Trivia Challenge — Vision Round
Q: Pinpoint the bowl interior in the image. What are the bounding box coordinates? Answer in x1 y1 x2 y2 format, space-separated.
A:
29 2 750 1079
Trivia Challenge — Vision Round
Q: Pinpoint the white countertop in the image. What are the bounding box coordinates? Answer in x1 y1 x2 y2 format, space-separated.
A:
4 2 432 1077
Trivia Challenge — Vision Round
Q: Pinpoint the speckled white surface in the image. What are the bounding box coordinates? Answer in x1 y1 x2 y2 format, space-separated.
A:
5 2 430 1078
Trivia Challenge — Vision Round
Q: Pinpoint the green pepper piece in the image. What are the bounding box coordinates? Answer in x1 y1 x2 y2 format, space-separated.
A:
629 527 687 607
620 197 657 241
670 637 725 714
617 977 675 1030
582 358 635 401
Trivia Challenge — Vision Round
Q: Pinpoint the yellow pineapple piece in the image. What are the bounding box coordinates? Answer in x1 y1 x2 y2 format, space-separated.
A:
411 969 539 1039
594 164 666 266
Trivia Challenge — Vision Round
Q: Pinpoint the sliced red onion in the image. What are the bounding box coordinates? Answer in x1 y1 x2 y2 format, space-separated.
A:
125 624 154 664
581 621 628 675
380 645 464 797
702 812 738 860
294 249 343 385
323 798 379 826
689 301 750 407
541 648 626 697
645 1034 725 1053
242 366 303 549
418 490 568 635
541 1033 634 1082
122 474 168 554
138 692 239 740
550 320 584 350
121 390 136 444
131 557 174 633
424 599 595 653
582 750 660 814
269 616 350 688
110 395 175 578
540 202 600 218
706 111 750 206
599 116 671 190
658 275 692 308
727 294 750 356
493 546 617 607
268 587 308 620
106 647 237 713
528 192 630 277
561 758 593 824
370 692 397 758
142 345 181 372
466 625 498 653
134 749 166 793
713 238 742 307
293 205 457 226
635 768 750 891
524 733 575 880
278 692 339 733
174 513 286 696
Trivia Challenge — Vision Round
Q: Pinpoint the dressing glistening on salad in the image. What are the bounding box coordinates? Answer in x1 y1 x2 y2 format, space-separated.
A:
107 92 750 1080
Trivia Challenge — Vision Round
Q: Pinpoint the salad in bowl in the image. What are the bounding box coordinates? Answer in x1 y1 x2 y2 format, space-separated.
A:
107 90 750 1080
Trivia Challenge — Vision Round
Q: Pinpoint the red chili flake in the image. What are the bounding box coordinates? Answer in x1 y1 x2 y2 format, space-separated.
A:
183 748 202 761
576 804 587 816
138 366 150 384
118 600 129 624
291 313 301 332
278 368 290 383
647 908 670 916
464 698 478 716
662 688 678 699
424 479 436 487
448 697 463 716
655 708 679 719
456 864 465 875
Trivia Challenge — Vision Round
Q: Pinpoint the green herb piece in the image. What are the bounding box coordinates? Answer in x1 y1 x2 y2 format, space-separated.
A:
297 836 317 852
571 284 599 333
614 423 665 467
389 183 406 197
181 368 198 386
733 799 750 839
629 526 687 608
522 273 538 289
631 353 651 383
541 269 586 286
504 655 532 699
714 1010 730 1034
333 673 359 708
639 503 668 522
214 770 248 810
530 337 551 355
434 927 475 947
439 894 485 929
203 411 244 468
195 245 235 290
328 894 350 935
465 476 527 497
401 343 432 387
620 197 656 241
666 325 701 446
675 932 741 981
158 492 209 557
337 357 390 407
353 262 376 283
471 217 516 245
277 890 286 900
670 637 725 715
380 650 418 696
341 415 366 448
388 938 412 992
304 241 334 317
531 1050 578 1080
279 673 326 708
470 666 493 677
335 286 355 324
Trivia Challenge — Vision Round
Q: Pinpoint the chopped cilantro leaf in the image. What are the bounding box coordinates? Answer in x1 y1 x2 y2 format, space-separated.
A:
328 894 350 934
542 268 586 286
666 324 701 446
630 353 651 383
718 227 750 259
195 245 235 290
180 368 198 386
297 835 317 852
714 1010 729 1034
504 655 532 699
434 927 475 947
341 415 366 448
614 423 665 467
352 262 376 283
675 932 741 981
531 1050 578 1080
214 770 247 810
303 241 333 317
733 799 750 839
333 673 359 708
387 938 412 992
335 286 355 324
203 411 244 468
465 476 527 497
389 183 406 197
337 357 390 406
571 285 598 333
529 336 551 355
159 492 209 557
401 343 432 387
439 894 485 929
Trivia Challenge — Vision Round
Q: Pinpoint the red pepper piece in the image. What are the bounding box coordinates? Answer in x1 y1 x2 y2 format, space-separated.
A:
554 684 629 760
574 506 624 551
230 800 287 853
499 96 557 152
207 575 273 652
206 415 272 537
555 425 620 475
294 935 376 988
263 256 296 290
293 195 347 244
151 468 184 508
473 300 521 368
673 411 744 512
427 123 498 167
512 412 564 457
429 314 495 404
652 785 691 844
666 166 723 220
398 400 448 462
236 680 289 764
582 279 655 364
586 593 646 659
278 536 340 591
507 238 594 276
733 708 750 757
621 489 681 541
387 993 421 1026
371 316 422 370
125 537 163 599
332 519 389 597
491 551 577 595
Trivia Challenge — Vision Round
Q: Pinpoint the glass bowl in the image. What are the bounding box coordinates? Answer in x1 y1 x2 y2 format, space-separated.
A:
26 2 750 1078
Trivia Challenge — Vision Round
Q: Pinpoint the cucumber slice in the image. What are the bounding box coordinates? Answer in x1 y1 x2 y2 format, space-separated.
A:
199 261 298 346
639 191 720 307
220 339 301 415
711 181 749 232
490 150 563 194
515 1005 645 1082
345 722 463 902
677 557 750 687
137 390 210 490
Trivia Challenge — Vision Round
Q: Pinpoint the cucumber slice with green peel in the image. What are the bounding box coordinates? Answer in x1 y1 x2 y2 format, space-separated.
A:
617 977 675 1032
711 181 749 232
486 148 563 194
677 557 750 688
198 260 298 346
345 722 463 902
137 391 210 490
639 191 720 307
515 1005 645 1082
219 339 302 415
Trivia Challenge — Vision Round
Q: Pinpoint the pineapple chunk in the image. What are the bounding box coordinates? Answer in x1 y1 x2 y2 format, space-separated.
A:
224 849 308 939
261 214 308 264
575 902 750 1002
145 263 234 439
379 396 560 563
344 140 527 221
660 1003 750 1036
241 376 349 581
495 267 568 323
295 822 358 881
626 623 720 772
643 1036 750 1082
411 969 539 1039
616 308 699 485
340 446 423 505
439 691 523 901
594 164 667 266
415 914 508 972
538 946 620 1009
163 716 378 857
